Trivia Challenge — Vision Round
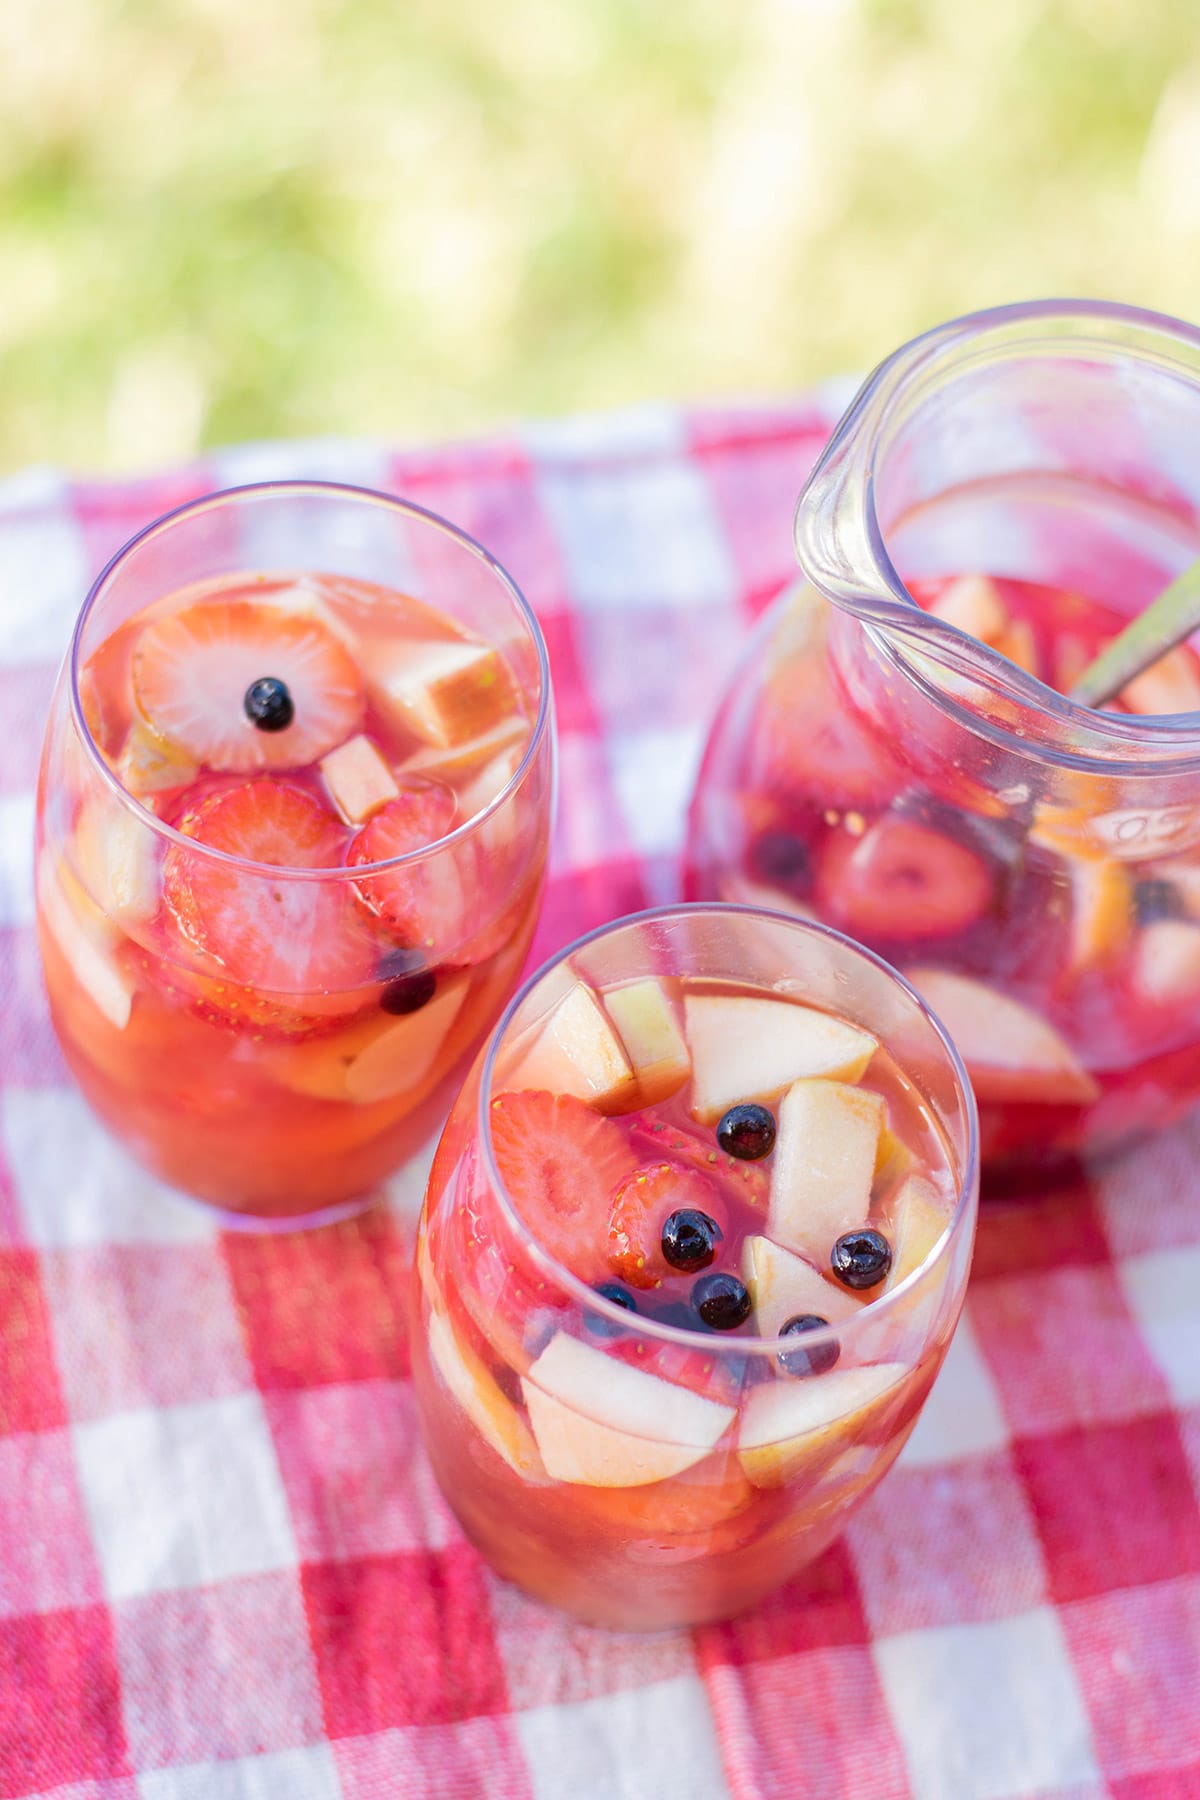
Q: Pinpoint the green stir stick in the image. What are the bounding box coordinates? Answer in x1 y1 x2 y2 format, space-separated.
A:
1070 554 1200 709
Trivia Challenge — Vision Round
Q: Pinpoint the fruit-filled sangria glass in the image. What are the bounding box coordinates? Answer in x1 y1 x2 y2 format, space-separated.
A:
36 483 554 1227
688 301 1200 1186
411 904 978 1630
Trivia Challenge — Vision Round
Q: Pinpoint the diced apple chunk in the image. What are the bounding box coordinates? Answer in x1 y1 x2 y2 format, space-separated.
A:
684 994 877 1125
1132 918 1200 1004
905 967 1100 1105
737 1363 907 1487
508 980 637 1113
521 1333 736 1487
72 796 159 926
742 1234 864 1338
366 638 513 749
402 714 529 788
270 975 467 1103
456 744 525 824
319 733 400 825
1067 857 1132 972
604 978 691 1107
768 1079 883 1264
883 1175 951 1290
874 1122 917 1190
929 574 1009 641
427 1304 544 1477
37 852 133 1032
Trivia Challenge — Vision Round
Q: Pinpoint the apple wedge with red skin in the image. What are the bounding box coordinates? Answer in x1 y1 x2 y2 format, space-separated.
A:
905 967 1099 1105
684 993 878 1126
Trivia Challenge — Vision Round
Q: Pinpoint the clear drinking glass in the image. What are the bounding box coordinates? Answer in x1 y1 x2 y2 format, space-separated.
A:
410 904 978 1630
36 482 554 1227
688 300 1200 1186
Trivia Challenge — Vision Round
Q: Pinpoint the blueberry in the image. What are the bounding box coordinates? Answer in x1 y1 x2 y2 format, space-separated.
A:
1134 878 1184 924
380 965 437 1015
692 1270 752 1330
585 1281 638 1337
244 676 295 732
777 1314 840 1377
831 1228 893 1290
751 830 812 893
661 1208 721 1272
647 1299 705 1332
716 1103 776 1161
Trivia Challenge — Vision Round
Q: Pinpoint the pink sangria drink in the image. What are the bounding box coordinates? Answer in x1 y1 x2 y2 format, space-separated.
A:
411 906 978 1630
36 484 553 1225
688 303 1200 1184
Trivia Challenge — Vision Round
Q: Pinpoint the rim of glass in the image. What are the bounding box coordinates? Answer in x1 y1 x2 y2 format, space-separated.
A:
800 296 1200 775
68 479 553 882
475 902 980 1356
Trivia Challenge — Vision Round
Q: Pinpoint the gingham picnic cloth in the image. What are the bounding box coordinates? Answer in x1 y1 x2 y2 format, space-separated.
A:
0 400 1198 1800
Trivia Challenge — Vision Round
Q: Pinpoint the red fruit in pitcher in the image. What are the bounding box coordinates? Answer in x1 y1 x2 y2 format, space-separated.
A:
349 780 464 949
606 1162 724 1289
163 778 374 995
132 600 365 772
489 1090 631 1284
816 815 994 941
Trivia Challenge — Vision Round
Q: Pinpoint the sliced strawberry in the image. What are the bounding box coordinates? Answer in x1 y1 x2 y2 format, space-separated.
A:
488 1089 632 1284
627 1113 770 1212
132 599 365 772
163 779 377 996
349 780 467 951
816 814 994 942
608 1332 743 1405
606 1161 724 1289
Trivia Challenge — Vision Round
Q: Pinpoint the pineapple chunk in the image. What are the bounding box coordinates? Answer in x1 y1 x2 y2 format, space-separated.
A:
684 994 877 1125
319 733 400 825
521 1333 735 1487
1067 857 1132 973
508 980 637 1114
604 978 691 1107
116 723 198 799
366 638 512 748
742 1234 864 1337
737 1363 907 1488
767 1079 884 1264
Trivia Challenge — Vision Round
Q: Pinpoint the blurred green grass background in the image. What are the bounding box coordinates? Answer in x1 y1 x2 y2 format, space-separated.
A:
2 0 1198 473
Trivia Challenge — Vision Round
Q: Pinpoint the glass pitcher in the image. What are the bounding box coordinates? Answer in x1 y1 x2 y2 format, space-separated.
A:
688 300 1200 1186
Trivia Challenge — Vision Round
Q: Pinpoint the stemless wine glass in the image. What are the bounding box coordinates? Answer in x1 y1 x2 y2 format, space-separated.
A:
689 300 1200 1187
411 904 978 1631
36 482 554 1228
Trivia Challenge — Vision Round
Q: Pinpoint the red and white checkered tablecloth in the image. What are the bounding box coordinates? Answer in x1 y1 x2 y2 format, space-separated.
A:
1 401 1198 1800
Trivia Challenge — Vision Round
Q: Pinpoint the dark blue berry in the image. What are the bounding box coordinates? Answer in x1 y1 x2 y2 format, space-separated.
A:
831 1228 893 1290
585 1282 638 1337
1134 878 1183 924
692 1270 752 1330
244 676 295 732
717 1103 776 1161
777 1314 840 1377
661 1208 721 1272
380 965 437 1015
751 830 812 893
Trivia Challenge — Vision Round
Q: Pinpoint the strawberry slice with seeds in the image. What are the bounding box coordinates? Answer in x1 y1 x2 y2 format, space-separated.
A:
349 780 468 951
163 778 376 996
606 1161 725 1289
489 1089 631 1284
132 599 365 772
628 1113 769 1212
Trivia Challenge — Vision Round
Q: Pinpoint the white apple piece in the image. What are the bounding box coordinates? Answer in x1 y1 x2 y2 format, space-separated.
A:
366 638 512 749
319 733 400 826
508 979 637 1113
928 573 1009 641
1132 918 1200 1005
403 714 529 788
116 723 199 798
742 1234 865 1338
738 1362 908 1488
427 1303 544 1478
604 978 691 1107
767 1079 884 1263
905 967 1100 1104
271 975 468 1103
37 852 133 1032
1066 857 1131 973
521 1332 736 1487
684 994 877 1125
883 1175 951 1290
72 796 159 926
